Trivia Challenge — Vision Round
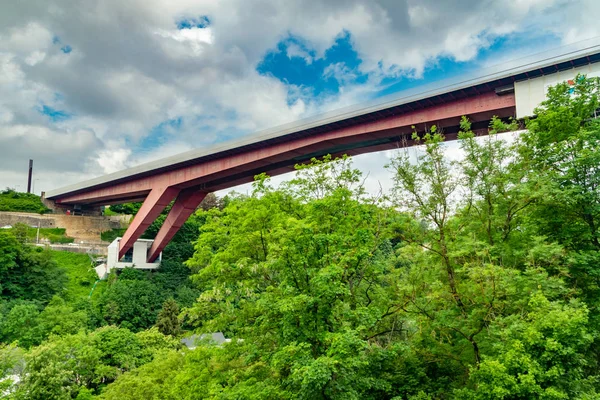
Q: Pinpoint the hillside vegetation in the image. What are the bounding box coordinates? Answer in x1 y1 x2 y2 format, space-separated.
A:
2 76 600 399
100 228 127 243
0 190 50 214
50 251 104 301
7 224 75 244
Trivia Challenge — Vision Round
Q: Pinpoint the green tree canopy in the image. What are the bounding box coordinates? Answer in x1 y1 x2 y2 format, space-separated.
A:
0 230 66 304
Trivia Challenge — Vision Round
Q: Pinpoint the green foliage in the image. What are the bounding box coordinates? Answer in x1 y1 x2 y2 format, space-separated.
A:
101 207 118 216
36 227 74 244
0 241 92 350
99 274 164 332
151 259 193 293
0 343 24 395
11 326 177 399
96 349 185 400
135 327 181 354
50 251 99 301
155 298 181 336
386 107 598 396
100 228 127 243
0 189 50 214
4 76 600 399
0 297 88 349
457 292 594 399
521 76 600 286
106 202 142 215
96 261 199 332
0 301 44 348
38 296 89 338
8 224 74 244
0 230 67 304
180 157 428 398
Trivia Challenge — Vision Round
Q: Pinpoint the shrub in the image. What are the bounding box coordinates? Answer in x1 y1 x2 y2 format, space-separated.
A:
0 189 50 214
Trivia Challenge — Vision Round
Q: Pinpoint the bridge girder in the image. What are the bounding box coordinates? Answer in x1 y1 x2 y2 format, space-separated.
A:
51 91 516 262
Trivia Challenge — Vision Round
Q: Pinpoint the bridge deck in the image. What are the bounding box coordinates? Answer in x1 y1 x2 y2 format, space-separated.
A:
44 39 600 262
46 39 600 201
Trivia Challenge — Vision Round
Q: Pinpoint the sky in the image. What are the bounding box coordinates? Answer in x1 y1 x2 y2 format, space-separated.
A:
1 0 599 197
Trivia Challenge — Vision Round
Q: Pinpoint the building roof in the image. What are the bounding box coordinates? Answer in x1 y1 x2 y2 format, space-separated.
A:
180 332 228 349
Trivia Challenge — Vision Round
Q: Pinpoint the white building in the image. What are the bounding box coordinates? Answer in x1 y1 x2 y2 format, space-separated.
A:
95 238 161 278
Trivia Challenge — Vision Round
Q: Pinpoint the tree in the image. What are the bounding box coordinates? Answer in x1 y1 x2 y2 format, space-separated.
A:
519 75 600 294
11 326 178 399
388 116 599 396
96 349 185 400
0 301 43 348
0 344 24 396
9 76 600 398
198 192 224 211
100 276 164 332
183 157 428 399
155 299 180 336
11 223 28 244
37 296 88 338
389 127 493 373
0 231 66 304
107 202 142 215
456 293 594 399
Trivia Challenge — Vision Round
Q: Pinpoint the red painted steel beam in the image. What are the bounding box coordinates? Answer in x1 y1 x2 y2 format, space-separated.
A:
56 92 515 205
118 186 179 259
146 189 207 262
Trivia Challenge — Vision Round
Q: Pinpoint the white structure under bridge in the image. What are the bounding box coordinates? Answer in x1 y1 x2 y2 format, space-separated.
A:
95 238 162 279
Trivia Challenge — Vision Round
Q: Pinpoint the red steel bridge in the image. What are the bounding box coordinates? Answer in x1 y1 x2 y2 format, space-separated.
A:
45 41 600 263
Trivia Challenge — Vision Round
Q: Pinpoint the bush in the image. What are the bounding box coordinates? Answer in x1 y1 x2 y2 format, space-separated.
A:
9 225 74 244
0 231 67 304
107 203 142 215
101 228 126 243
39 228 74 244
0 189 50 214
44 234 75 244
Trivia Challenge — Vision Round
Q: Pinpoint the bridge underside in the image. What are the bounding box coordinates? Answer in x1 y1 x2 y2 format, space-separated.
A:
51 91 516 262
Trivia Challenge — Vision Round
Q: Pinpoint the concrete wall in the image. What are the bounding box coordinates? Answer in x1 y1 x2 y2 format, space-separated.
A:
103 238 161 278
515 63 600 118
36 243 108 256
0 211 130 243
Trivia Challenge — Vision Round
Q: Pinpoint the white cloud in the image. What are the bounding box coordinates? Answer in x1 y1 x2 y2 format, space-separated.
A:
95 148 131 175
286 42 314 64
0 0 599 195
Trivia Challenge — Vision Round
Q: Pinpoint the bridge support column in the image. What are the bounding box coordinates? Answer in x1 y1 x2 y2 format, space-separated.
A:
118 186 179 259
147 189 207 262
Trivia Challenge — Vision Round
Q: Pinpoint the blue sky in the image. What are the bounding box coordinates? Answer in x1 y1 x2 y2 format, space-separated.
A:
39 105 72 122
255 29 563 106
257 32 367 100
140 25 562 154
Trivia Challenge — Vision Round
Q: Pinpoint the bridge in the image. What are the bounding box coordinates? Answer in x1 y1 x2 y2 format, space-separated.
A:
45 41 600 263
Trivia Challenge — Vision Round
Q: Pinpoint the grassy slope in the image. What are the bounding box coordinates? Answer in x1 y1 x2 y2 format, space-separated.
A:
31 227 75 244
51 251 106 301
0 191 50 214
7 226 75 244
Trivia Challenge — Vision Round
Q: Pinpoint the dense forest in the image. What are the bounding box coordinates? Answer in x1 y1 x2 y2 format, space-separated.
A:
1 76 600 399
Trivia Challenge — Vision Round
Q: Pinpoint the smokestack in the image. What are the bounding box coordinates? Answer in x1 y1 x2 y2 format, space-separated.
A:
27 159 33 193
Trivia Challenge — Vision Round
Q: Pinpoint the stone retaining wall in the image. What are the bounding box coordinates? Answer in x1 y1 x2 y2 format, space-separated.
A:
0 212 130 242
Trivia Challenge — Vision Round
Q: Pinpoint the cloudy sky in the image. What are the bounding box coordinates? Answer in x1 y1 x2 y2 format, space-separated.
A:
1 0 599 196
